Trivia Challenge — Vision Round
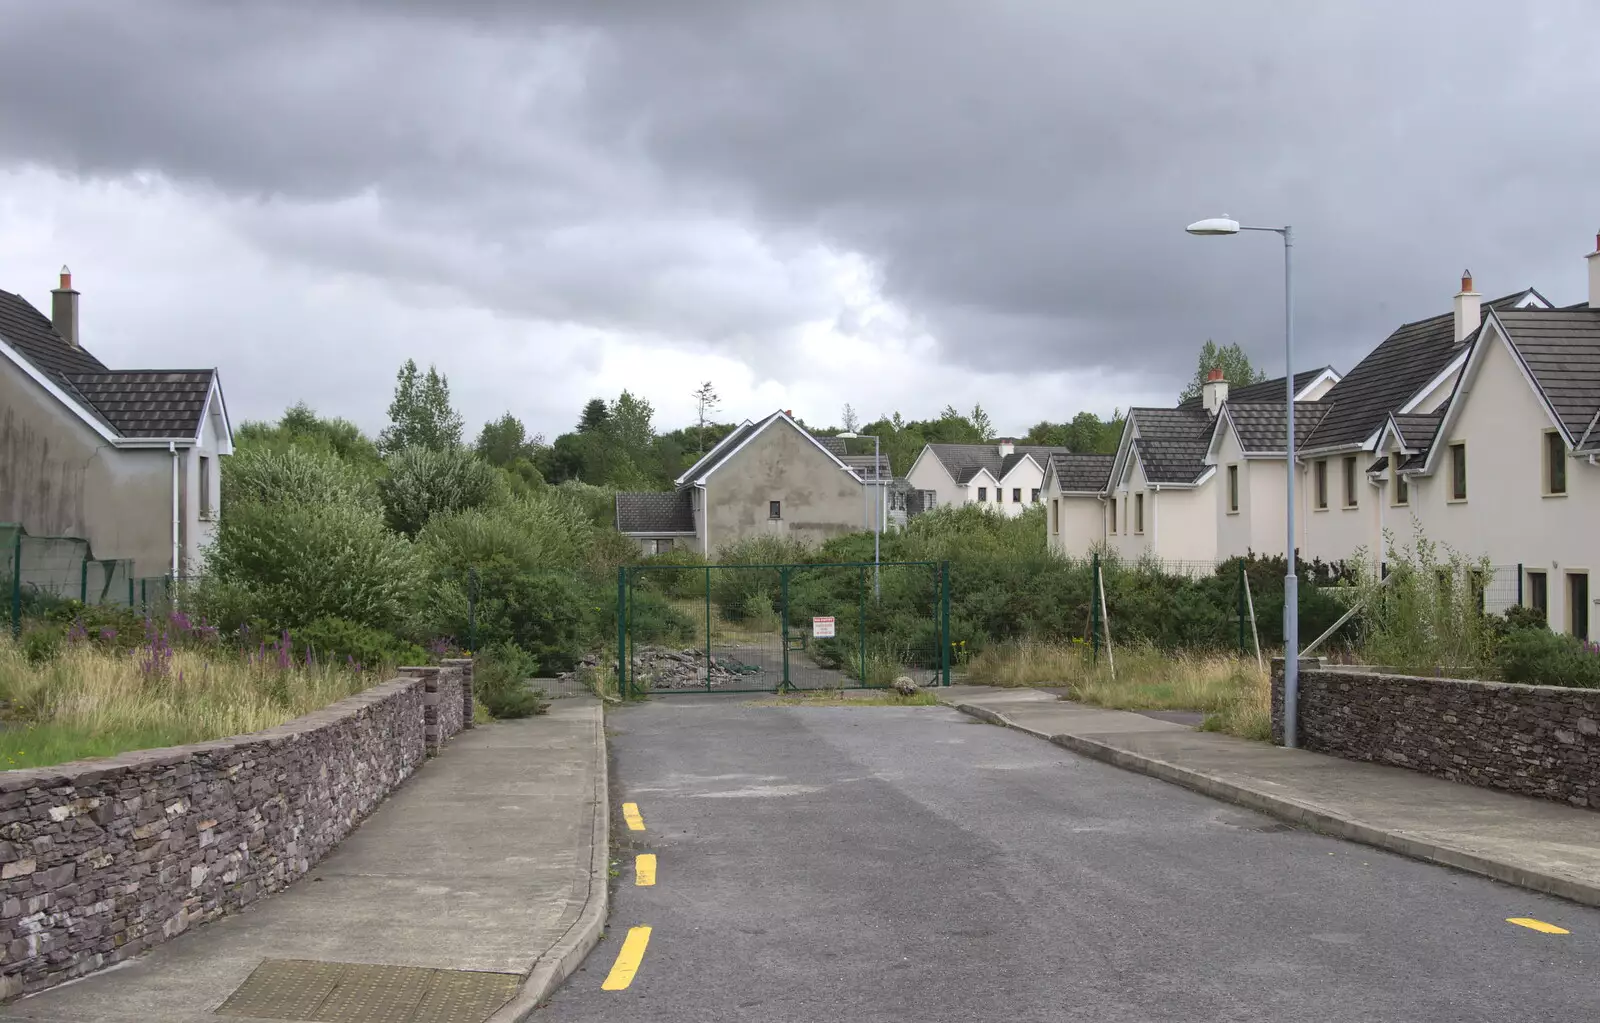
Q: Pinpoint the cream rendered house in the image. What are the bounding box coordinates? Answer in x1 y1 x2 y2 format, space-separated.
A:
904 439 1065 517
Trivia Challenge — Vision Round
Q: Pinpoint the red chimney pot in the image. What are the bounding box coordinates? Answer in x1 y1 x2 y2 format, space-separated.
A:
1461 270 1473 292
1206 368 1225 382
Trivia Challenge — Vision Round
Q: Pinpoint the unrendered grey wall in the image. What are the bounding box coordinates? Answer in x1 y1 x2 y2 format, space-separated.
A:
0 361 174 577
705 422 870 553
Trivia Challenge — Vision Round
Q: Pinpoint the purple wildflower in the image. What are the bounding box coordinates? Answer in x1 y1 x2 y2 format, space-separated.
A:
99 626 117 643
66 619 88 645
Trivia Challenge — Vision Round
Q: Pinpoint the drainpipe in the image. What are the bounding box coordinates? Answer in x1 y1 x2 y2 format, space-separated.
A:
1150 485 1159 556
697 484 710 557
169 442 181 579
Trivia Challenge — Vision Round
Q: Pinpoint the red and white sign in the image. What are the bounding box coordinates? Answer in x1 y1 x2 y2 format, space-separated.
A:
812 616 836 638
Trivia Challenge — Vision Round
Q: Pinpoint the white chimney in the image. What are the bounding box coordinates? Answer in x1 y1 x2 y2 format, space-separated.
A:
51 265 79 348
1202 367 1229 413
1588 233 1600 309
997 438 1015 458
1453 270 1481 343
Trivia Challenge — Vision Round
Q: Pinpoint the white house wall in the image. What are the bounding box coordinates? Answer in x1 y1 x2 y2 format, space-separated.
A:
1049 493 1104 557
1405 332 1600 633
995 458 1046 518
1301 451 1384 567
905 450 958 511
1150 485 1217 566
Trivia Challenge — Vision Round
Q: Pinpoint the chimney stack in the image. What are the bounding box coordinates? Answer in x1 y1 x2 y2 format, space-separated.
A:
51 265 79 349
1453 269 1481 343
1588 234 1600 309
1202 367 1229 412
997 438 1015 458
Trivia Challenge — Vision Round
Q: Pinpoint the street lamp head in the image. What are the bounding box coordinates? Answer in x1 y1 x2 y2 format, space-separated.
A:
837 431 859 439
1186 217 1241 236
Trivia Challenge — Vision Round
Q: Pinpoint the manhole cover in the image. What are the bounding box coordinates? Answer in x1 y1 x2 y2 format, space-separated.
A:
217 959 521 1023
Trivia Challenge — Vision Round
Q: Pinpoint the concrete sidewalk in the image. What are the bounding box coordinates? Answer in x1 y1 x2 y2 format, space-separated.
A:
0 699 608 1023
940 685 1600 907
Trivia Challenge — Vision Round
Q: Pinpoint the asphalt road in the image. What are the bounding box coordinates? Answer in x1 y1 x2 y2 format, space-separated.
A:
536 696 1600 1022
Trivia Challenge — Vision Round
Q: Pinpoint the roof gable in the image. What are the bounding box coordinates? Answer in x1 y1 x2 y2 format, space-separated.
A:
925 443 1067 485
1121 407 1213 484
680 410 859 486
1045 452 1116 494
1303 289 1549 453
616 490 696 534
1177 367 1340 410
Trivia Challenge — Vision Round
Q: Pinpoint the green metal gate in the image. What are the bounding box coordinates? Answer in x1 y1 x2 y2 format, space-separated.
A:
616 560 950 697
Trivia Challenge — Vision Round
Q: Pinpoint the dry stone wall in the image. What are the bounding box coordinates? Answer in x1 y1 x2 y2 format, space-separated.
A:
0 663 474 999
1272 661 1600 809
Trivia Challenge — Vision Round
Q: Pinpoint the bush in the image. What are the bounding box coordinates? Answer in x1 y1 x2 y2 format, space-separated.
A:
21 625 64 665
474 642 549 718
223 444 377 510
290 617 426 672
1498 628 1600 688
627 591 698 646
204 501 422 631
377 446 507 536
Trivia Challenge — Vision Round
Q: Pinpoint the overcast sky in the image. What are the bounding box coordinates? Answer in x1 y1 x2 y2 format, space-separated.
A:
3 1 1598 440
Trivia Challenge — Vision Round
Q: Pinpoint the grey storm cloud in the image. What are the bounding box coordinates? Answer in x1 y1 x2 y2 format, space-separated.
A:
3 0 1599 400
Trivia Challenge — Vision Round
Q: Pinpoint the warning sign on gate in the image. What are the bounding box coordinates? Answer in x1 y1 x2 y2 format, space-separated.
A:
812 616 836 638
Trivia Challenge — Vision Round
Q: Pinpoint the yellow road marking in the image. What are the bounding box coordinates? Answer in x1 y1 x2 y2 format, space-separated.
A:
622 802 645 831
1507 917 1569 934
600 926 652 990
635 853 657 886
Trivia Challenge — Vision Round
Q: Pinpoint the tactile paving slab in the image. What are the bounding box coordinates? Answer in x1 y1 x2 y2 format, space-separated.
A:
217 959 521 1023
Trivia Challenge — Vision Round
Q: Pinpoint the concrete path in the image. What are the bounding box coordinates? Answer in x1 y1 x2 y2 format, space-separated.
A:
539 695 1599 1022
0 699 607 1023
941 685 1600 907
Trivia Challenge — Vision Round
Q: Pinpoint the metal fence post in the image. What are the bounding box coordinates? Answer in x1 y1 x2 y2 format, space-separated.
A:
1090 552 1102 663
9 531 20 639
81 558 89 604
127 572 134 608
940 560 951 686
1237 559 1247 654
704 565 713 693
1516 563 1524 607
615 567 627 698
780 566 791 690
467 566 479 653
858 566 867 684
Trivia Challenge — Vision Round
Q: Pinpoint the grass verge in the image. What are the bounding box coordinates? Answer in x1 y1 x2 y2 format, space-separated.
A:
0 636 377 769
966 639 1271 740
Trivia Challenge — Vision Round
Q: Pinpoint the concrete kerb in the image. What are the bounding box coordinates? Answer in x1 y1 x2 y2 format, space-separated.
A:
486 706 610 1022
949 700 1600 910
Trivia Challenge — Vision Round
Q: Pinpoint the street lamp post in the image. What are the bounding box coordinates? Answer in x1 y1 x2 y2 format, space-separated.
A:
1186 217 1299 748
838 431 882 599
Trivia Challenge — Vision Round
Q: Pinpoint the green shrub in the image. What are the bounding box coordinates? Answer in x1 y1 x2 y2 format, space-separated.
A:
290 617 426 671
223 444 377 510
377 446 507 536
204 501 422 631
1498 628 1600 688
21 626 64 665
627 592 698 646
474 642 550 718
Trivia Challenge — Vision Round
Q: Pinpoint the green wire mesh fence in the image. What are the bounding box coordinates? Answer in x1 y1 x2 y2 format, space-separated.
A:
3 523 169 638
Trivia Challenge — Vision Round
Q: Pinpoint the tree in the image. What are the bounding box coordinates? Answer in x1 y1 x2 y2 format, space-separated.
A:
577 398 611 433
841 403 860 433
236 403 383 473
969 404 996 442
1022 411 1125 454
379 359 464 453
475 413 531 468
609 391 655 456
692 382 721 454
377 446 508 536
1179 340 1266 402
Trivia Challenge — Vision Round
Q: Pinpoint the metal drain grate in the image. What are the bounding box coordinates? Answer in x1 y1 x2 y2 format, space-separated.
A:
217 959 521 1023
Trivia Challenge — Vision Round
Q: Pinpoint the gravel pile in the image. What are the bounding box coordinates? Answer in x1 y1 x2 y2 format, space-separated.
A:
632 647 765 690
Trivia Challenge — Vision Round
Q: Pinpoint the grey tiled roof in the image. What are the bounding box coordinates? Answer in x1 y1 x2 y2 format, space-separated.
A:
1494 308 1600 443
1177 368 1334 409
1048 453 1115 492
1367 455 1389 474
0 287 216 439
67 370 215 437
678 412 858 483
1302 290 1545 451
817 435 848 457
1224 401 1332 454
615 490 696 534
1391 410 1445 451
1128 407 1213 484
839 453 893 480
925 444 1067 484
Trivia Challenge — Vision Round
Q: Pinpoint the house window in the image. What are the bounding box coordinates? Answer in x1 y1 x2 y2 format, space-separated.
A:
769 500 782 520
1450 443 1467 500
651 539 675 555
1227 465 1239 513
199 455 213 518
1526 570 1548 623
977 487 987 502
1134 494 1144 534
1012 487 1022 503
1392 456 1408 506
1109 497 1118 534
1051 499 1060 534
1545 430 1567 495
1570 572 1590 640
1343 456 1358 508
1031 488 1040 504
1314 460 1328 510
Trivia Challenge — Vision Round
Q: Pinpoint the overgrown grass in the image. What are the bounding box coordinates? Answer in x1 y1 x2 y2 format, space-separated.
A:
0 636 377 768
966 639 1271 740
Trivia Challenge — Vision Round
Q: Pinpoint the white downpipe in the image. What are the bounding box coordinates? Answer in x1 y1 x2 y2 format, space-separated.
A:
169 442 181 578
697 484 710 557
1150 485 1159 557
